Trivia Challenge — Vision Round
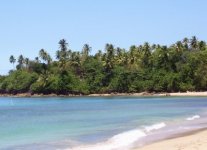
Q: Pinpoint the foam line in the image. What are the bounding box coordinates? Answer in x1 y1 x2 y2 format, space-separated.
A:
186 115 200 121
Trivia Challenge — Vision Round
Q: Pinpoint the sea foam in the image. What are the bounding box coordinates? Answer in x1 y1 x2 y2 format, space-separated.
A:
144 122 166 132
186 115 200 121
68 123 167 150
68 129 146 150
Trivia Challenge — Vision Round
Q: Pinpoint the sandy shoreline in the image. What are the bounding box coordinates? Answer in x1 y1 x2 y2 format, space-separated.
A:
1 91 207 97
135 129 207 150
89 91 207 97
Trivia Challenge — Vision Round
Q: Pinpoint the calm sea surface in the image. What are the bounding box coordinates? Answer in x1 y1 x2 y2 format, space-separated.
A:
0 96 207 150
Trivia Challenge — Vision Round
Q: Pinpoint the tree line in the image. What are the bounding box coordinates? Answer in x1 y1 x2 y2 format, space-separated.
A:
0 36 207 95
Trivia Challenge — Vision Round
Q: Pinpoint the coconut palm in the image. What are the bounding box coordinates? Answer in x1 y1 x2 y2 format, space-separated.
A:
104 44 115 72
142 42 152 67
158 46 170 70
18 55 24 69
190 36 198 50
115 47 126 65
82 44 91 57
39 49 47 63
46 54 52 64
9 55 16 69
59 39 68 52
35 57 40 63
39 49 52 64
198 41 206 51
58 39 69 60
175 41 184 52
182 37 189 50
24 58 29 69
95 50 102 61
128 45 137 67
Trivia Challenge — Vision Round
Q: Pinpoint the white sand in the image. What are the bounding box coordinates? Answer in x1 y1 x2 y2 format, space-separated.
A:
135 130 207 150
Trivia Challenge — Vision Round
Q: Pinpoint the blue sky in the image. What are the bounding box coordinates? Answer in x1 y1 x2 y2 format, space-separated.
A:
0 0 207 74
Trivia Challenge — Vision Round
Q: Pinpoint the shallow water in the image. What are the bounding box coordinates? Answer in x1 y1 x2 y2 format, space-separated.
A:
0 96 207 150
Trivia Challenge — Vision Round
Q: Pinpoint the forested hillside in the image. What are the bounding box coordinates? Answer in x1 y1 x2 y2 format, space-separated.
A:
1 36 207 95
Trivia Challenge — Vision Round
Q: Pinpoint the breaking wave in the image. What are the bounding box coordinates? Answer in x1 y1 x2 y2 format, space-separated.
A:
186 115 200 121
144 122 166 132
67 122 166 150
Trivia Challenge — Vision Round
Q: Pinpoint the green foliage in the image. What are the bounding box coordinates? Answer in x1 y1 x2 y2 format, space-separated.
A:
2 36 207 95
0 70 38 93
83 57 104 93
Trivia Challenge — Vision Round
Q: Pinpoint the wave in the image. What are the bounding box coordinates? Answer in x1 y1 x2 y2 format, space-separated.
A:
67 122 166 150
68 130 146 150
186 115 200 121
144 122 166 132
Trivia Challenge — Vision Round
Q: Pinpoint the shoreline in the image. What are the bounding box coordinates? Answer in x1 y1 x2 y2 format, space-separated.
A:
89 91 207 97
65 122 207 150
1 91 207 97
134 129 207 150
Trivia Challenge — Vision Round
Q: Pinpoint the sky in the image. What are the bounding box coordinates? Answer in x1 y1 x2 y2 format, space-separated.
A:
0 0 207 74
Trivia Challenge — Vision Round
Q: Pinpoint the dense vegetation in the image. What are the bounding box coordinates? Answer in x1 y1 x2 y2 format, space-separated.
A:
1 36 207 95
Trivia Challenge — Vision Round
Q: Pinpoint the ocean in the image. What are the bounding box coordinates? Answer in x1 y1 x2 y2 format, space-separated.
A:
0 96 207 150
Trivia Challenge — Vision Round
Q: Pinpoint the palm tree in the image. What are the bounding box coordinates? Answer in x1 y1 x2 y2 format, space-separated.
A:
198 41 206 51
58 39 69 60
104 44 115 72
39 49 47 63
175 41 184 52
81 44 91 63
46 54 52 65
38 70 51 88
82 44 91 57
128 45 137 67
56 39 69 70
190 36 198 50
39 49 53 66
24 58 29 69
59 39 68 52
95 50 102 61
18 55 24 69
68 51 83 77
158 46 170 70
9 55 16 69
182 37 189 50
116 47 122 56
35 57 40 63
152 44 157 50
71 52 81 65
142 42 152 67
56 39 70 71
115 47 126 65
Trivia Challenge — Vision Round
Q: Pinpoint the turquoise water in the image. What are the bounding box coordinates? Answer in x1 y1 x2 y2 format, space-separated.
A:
0 96 207 150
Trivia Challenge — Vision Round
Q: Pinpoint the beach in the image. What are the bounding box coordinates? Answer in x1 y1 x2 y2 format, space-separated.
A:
135 130 207 150
89 91 207 97
2 91 207 97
